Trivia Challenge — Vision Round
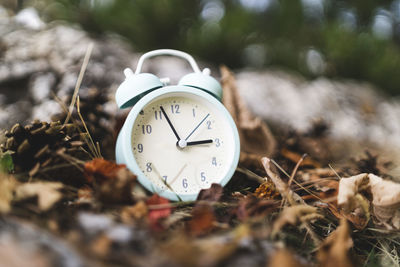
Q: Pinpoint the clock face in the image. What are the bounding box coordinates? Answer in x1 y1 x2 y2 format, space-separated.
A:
130 91 236 197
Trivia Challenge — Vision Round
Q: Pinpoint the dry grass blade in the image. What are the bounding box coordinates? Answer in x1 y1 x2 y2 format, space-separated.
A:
77 96 102 158
288 153 306 187
64 43 94 125
261 157 304 205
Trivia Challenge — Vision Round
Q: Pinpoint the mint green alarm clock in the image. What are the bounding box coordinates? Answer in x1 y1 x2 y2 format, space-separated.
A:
115 49 240 201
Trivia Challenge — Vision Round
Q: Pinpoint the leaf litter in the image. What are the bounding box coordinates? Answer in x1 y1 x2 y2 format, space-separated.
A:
0 58 399 266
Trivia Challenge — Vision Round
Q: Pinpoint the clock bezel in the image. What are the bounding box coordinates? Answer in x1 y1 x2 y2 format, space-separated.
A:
116 85 240 201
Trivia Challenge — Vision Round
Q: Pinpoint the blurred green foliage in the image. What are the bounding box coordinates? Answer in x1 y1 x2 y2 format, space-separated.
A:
29 0 400 94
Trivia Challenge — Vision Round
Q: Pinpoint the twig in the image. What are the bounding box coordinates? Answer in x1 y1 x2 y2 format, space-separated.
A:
64 42 94 125
236 167 265 184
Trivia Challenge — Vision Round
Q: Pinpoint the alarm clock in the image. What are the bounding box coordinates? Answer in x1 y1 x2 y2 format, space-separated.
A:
115 49 240 201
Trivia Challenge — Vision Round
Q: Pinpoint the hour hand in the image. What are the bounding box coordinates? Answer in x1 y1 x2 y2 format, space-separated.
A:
186 139 213 146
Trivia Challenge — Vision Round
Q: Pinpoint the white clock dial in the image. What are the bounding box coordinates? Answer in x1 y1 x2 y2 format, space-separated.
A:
131 92 235 196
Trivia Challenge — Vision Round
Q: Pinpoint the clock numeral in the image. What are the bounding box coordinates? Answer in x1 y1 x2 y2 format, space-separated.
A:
137 143 143 153
182 178 188 188
154 110 163 120
163 175 168 183
212 157 217 166
141 125 152 134
200 172 206 182
146 162 152 172
171 104 180 114
215 138 220 147
192 108 196 117
206 120 212 129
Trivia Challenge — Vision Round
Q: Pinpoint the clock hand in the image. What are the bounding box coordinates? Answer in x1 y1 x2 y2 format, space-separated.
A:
168 163 188 186
186 139 213 146
160 106 181 141
184 113 210 141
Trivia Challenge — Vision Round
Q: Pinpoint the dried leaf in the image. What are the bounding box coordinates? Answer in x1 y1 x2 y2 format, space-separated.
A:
90 234 112 257
261 157 304 205
268 249 307 267
160 224 250 266
317 218 354 267
236 195 278 221
298 168 338 194
337 173 400 229
272 205 323 235
84 158 125 183
146 194 171 231
281 148 321 168
77 186 94 204
84 159 136 204
14 182 63 211
0 174 16 213
368 174 400 229
121 201 148 224
187 204 216 236
196 183 223 202
220 66 276 167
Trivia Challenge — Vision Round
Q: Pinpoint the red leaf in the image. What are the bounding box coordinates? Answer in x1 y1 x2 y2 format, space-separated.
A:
187 204 216 236
146 194 171 231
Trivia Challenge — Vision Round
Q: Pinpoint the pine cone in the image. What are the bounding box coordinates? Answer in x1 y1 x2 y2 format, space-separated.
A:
0 120 90 186
53 87 116 159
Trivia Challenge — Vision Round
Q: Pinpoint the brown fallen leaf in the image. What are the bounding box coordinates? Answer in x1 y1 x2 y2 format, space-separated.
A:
317 218 354 267
0 174 16 213
281 148 322 168
160 224 251 267
187 204 216 236
268 249 307 267
196 183 223 202
14 182 63 211
337 173 400 230
90 234 112 258
297 168 339 195
272 205 323 236
84 159 136 204
220 66 277 167
120 201 148 224
84 158 126 183
236 195 279 221
76 186 94 205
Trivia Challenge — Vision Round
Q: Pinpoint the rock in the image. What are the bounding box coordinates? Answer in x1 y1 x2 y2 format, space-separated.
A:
235 70 400 161
14 7 45 30
0 7 136 129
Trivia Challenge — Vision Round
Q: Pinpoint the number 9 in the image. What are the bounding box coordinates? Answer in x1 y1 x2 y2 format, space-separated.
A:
138 144 143 153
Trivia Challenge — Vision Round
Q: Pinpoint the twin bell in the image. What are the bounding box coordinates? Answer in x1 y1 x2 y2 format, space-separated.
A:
115 49 222 109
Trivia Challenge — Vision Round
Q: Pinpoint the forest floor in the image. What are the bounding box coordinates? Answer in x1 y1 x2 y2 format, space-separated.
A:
1 62 400 267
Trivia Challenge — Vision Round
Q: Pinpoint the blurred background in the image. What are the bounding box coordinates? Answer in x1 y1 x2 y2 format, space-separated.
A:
3 0 400 95
2 0 400 166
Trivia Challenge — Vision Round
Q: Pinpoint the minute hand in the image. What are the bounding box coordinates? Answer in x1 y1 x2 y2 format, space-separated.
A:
160 106 181 141
185 113 210 141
